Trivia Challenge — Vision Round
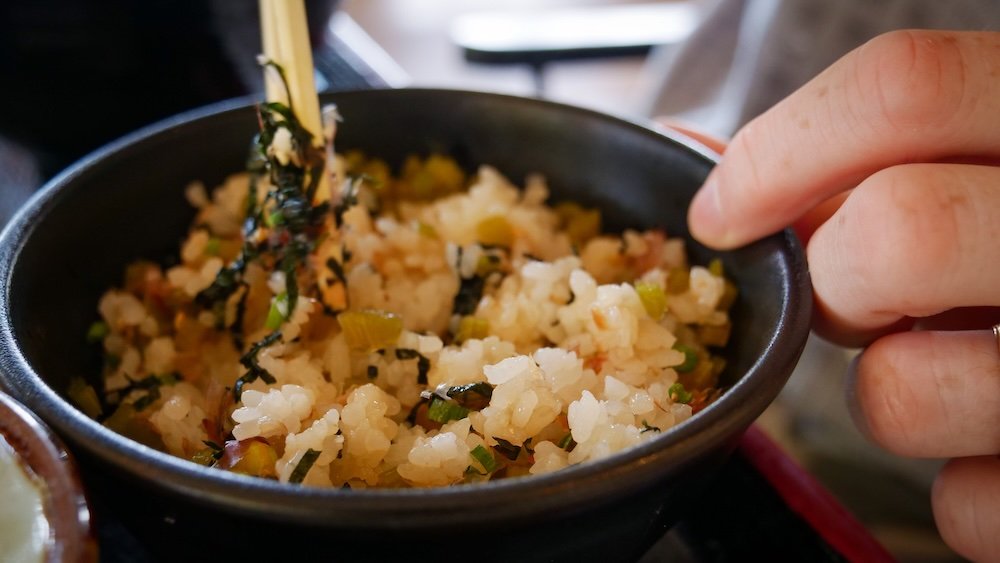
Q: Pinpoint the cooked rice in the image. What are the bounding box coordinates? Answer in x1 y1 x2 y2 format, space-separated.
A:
85 154 733 488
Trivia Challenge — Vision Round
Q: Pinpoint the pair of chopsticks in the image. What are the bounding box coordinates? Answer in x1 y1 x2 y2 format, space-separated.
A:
259 0 330 201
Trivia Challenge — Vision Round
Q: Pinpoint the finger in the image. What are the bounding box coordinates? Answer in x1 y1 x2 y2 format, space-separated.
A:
689 30 1000 249
654 119 850 247
806 163 1000 342
847 330 1000 458
932 456 1000 562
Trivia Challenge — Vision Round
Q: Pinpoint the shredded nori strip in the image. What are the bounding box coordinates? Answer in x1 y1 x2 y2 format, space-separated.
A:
394 348 431 385
452 275 485 317
113 373 181 412
234 331 283 401
367 365 378 379
288 449 321 484
492 438 521 461
445 382 494 411
640 420 661 433
326 257 347 285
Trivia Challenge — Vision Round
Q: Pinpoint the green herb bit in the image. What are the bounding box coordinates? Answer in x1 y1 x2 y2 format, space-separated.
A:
446 382 494 411
289 449 321 484
673 343 699 373
205 237 222 256
641 419 661 433
635 282 667 320
556 432 576 451
86 321 109 344
470 445 499 473
668 382 693 405
426 397 470 424
265 292 289 330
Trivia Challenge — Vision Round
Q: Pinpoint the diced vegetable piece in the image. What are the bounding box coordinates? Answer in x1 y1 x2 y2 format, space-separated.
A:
708 258 725 277
455 316 490 343
556 202 601 245
697 323 731 347
668 382 692 404
86 321 109 344
666 268 690 294
476 216 515 248
67 377 102 418
338 309 403 351
672 344 699 373
470 445 498 473
426 397 469 423
265 292 288 330
635 282 667 320
231 440 278 477
717 280 738 311
416 221 438 239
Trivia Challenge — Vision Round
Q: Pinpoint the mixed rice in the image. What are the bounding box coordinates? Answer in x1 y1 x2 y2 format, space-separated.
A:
71 104 735 489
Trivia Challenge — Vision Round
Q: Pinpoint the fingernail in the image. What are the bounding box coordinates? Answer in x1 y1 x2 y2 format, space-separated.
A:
688 172 727 245
844 353 875 442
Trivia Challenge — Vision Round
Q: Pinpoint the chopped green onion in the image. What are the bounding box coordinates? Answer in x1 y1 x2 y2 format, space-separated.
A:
86 321 109 343
556 432 576 451
265 210 285 228
469 445 498 473
426 397 469 423
338 309 403 351
455 316 490 343
289 449 321 484
634 282 667 320
265 292 288 330
673 344 699 373
669 382 692 404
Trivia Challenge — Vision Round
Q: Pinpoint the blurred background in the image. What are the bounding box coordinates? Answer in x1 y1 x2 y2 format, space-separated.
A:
4 1 998 561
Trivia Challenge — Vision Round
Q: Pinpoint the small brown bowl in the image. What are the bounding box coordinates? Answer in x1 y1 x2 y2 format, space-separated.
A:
0 391 96 562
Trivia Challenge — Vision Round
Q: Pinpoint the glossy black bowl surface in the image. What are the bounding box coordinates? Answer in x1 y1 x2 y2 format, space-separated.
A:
0 89 810 561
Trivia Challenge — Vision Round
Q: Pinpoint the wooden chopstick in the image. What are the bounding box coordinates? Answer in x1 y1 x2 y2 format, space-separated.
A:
259 0 330 201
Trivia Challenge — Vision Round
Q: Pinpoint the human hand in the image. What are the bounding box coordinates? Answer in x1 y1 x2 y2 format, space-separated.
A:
681 30 1000 561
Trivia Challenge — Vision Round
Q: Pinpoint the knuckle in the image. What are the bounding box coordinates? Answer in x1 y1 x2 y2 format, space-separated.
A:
851 167 963 312
853 30 970 132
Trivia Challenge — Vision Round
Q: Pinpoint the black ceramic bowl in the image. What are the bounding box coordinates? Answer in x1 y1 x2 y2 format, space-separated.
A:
0 89 810 562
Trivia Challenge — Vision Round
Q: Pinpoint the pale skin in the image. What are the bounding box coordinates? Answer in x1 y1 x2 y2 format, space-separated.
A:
665 30 1000 561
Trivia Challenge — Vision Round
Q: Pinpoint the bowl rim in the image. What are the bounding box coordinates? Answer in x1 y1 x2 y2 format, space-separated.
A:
0 87 811 526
